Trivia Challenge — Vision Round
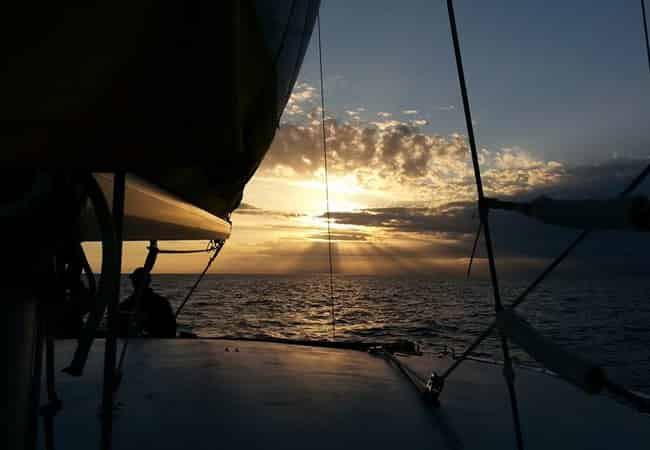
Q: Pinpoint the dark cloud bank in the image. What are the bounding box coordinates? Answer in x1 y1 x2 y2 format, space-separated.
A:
323 158 650 278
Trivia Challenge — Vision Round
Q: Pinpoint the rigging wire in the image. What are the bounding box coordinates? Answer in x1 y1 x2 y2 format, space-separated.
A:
439 0 650 413
154 247 218 255
445 1 524 448
642 0 650 73
174 240 225 319
466 221 482 278
317 13 336 342
441 162 650 381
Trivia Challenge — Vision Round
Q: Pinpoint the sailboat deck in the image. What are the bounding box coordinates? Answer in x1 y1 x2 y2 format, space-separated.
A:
45 339 648 449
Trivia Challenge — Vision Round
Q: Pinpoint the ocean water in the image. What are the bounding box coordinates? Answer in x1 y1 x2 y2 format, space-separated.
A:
131 274 650 389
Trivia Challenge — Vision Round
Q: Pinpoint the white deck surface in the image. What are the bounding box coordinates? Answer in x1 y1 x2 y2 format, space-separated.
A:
43 339 648 449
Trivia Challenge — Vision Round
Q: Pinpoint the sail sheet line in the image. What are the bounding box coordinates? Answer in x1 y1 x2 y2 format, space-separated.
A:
174 240 226 320
465 221 482 278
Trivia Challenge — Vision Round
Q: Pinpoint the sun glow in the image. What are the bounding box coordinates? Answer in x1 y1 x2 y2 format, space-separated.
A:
250 173 388 215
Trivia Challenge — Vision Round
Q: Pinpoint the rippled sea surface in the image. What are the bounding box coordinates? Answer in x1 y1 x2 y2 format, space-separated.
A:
133 274 650 389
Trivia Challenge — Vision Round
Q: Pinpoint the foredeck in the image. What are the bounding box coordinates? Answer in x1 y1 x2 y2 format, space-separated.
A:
43 339 648 449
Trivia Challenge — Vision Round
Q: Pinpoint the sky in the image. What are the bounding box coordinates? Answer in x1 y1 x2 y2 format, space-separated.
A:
88 0 650 278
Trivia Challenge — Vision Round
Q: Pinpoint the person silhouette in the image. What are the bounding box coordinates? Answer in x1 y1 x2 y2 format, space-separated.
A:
119 268 176 338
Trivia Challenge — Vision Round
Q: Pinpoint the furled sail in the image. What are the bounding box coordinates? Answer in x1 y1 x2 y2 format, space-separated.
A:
80 173 231 241
1 0 320 222
486 196 650 231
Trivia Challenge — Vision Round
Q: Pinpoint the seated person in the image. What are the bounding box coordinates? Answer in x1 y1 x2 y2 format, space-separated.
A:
119 268 176 338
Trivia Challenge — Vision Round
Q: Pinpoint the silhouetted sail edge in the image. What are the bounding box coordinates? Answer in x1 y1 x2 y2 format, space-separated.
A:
132 1 321 220
1 0 321 223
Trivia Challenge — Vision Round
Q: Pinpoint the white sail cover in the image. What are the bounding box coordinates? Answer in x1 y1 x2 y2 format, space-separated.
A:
79 174 231 242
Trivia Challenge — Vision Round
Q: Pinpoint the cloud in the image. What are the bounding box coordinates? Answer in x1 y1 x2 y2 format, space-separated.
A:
317 155 650 274
306 231 369 241
276 82 650 206
290 82 316 102
234 204 304 218
263 105 566 205
258 81 650 276
325 203 475 236
282 82 318 117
